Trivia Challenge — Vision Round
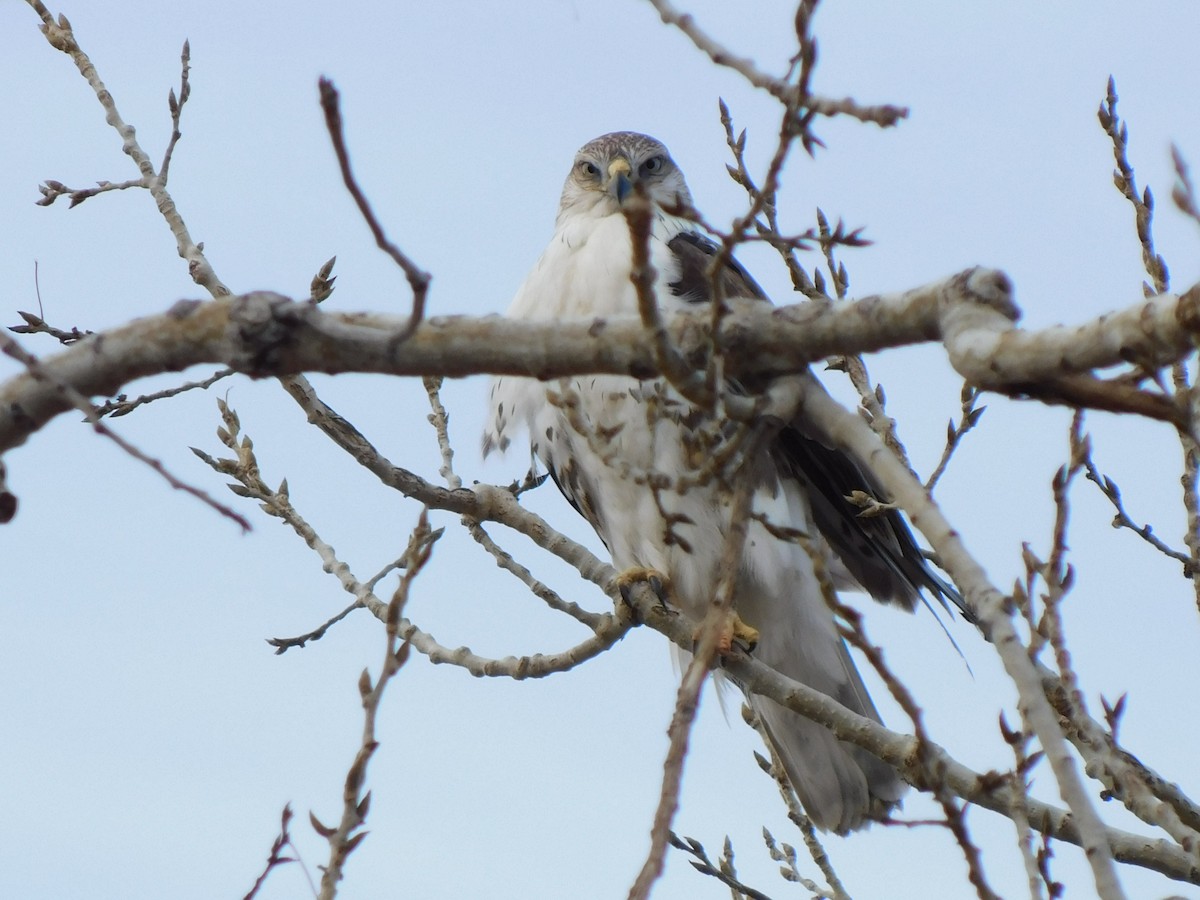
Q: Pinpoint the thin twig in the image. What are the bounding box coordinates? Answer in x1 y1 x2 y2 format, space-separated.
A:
644 0 907 128
159 40 191 185
1099 76 1200 617
1171 144 1200 228
318 78 429 340
98 368 235 418
268 600 363 655
243 804 316 900
35 176 147 208
9 310 92 344
1082 450 1194 573
830 593 998 898
0 330 250 530
624 190 711 406
743 705 849 899
668 833 780 900
29 4 228 296
1097 78 1168 297
998 717 1050 900
926 384 985 491
313 512 436 900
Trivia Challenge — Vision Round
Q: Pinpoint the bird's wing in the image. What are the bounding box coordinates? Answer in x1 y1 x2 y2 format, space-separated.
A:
666 230 967 619
773 416 968 619
667 231 769 303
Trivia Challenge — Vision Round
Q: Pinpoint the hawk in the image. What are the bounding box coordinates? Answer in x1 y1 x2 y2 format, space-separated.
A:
483 132 960 833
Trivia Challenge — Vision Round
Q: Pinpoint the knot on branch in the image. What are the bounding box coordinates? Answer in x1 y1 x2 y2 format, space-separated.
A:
939 267 1022 388
1176 283 1200 343
950 267 1020 323
227 291 310 377
41 17 80 54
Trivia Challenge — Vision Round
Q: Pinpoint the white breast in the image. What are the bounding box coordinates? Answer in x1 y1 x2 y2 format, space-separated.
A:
484 208 690 455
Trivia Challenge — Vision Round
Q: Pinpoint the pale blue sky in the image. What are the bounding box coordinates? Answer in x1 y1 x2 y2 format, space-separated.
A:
2 2 1199 898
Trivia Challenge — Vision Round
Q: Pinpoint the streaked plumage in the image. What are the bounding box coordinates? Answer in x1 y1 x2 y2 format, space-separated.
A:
484 132 958 833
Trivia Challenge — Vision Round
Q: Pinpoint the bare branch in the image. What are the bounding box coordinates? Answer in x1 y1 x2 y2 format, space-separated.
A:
616 571 1200 887
1 329 250 529
669 833 781 900
791 375 1126 898
8 272 1200 465
1098 77 1200 621
268 600 364 655
318 78 429 340
242 804 314 900
9 309 92 344
198 383 631 676
625 192 711 406
644 0 907 128
313 512 436 899
1083 445 1194 573
629 391 796 900
35 176 147 208
29 4 228 296
1171 144 1200 228
926 384 985 492
96 368 235 418
744 706 849 898
158 40 191 186
1097 77 1168 297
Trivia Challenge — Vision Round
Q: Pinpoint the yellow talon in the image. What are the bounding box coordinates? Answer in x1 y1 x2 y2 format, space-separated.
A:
701 611 759 655
731 613 760 652
614 567 671 622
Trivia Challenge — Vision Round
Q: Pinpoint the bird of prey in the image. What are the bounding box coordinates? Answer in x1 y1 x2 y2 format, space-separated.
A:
483 131 960 833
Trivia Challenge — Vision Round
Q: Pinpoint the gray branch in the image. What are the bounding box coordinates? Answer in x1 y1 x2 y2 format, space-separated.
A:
4 269 1198 459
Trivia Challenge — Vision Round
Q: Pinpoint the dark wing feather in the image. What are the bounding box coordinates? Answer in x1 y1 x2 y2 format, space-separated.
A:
667 229 970 621
668 231 768 302
773 427 971 620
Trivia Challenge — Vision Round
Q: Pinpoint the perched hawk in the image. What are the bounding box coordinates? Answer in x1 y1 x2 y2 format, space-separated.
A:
483 132 960 833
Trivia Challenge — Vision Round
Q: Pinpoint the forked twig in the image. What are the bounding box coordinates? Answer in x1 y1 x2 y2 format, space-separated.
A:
1 330 250 530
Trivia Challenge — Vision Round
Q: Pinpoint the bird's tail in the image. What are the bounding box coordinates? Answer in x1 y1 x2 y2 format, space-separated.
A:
740 611 905 834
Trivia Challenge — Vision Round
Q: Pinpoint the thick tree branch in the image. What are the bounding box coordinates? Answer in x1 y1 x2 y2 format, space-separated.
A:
4 271 1199 462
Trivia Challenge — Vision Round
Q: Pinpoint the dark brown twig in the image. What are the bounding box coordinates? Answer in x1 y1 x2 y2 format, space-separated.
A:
318 78 430 340
268 600 363 655
9 310 92 344
243 804 316 900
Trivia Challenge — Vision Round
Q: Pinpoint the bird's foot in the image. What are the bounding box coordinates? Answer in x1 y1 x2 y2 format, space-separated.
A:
615 566 672 624
698 611 759 655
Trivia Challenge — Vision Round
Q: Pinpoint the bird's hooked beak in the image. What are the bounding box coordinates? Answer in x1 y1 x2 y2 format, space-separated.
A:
607 158 632 205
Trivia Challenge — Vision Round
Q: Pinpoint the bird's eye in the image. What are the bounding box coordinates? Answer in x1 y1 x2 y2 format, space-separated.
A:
640 156 665 176
577 160 600 178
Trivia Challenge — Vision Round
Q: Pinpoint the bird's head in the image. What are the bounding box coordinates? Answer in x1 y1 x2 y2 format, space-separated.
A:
557 131 693 222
